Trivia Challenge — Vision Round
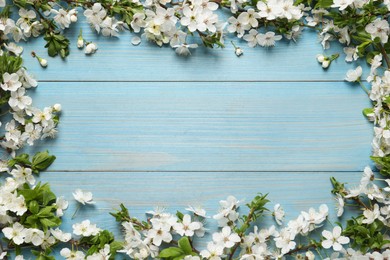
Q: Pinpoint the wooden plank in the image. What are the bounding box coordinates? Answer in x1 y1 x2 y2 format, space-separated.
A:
26 81 373 172
18 15 367 82
39 171 362 243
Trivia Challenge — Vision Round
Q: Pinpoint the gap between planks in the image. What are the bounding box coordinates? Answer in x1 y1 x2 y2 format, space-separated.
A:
44 170 369 173
38 79 354 83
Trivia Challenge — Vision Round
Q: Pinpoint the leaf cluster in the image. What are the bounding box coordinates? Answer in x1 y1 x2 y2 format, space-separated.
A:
9 151 56 174
159 237 198 260
18 182 61 231
343 217 390 253
237 193 269 234
370 155 390 176
44 31 70 58
79 230 123 259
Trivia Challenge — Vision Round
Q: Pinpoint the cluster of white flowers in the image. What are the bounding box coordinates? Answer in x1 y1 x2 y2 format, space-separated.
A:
120 206 206 259
118 196 329 259
3 222 71 248
0 171 71 251
0 65 60 155
59 220 115 260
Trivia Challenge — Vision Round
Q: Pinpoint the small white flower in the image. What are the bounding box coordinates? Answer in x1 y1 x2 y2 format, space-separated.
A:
72 220 101 237
2 222 26 245
4 42 23 56
331 0 353 10
335 194 344 217
147 227 173 246
60 248 85 260
24 228 45 246
212 226 240 248
185 205 208 218
173 43 198 56
365 18 390 44
321 226 350 251
50 228 71 242
322 60 330 69
1 72 22 92
235 47 243 57
8 88 32 110
362 204 380 224
257 31 282 47
73 189 95 205
273 203 285 225
85 42 98 54
173 214 201 237
345 66 362 82
53 103 62 112
200 242 224 259
55 196 68 217
274 228 296 254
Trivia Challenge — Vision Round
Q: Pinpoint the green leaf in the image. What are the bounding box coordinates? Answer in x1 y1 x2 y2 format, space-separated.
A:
159 247 184 259
371 156 390 176
314 0 333 8
8 153 31 168
44 32 70 58
178 237 192 255
32 151 56 173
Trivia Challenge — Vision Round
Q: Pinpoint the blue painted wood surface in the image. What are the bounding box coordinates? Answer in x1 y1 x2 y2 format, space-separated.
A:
16 12 373 257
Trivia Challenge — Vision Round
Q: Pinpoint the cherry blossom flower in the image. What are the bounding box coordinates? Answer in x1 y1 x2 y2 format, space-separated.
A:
73 189 95 205
345 66 362 82
212 226 240 248
1 72 22 92
321 226 350 251
2 222 26 245
173 214 202 237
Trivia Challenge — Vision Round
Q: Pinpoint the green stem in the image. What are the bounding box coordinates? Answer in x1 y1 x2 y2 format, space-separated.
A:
358 81 370 96
71 204 81 219
228 207 255 260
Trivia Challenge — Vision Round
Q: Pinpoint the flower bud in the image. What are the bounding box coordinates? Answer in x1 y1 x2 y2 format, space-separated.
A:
70 14 78 23
235 47 243 57
316 54 325 63
85 42 98 55
322 60 330 69
39 57 48 67
53 104 62 112
77 39 84 49
306 251 315 260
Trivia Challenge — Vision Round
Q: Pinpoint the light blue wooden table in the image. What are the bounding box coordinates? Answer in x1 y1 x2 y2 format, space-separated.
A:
18 13 373 256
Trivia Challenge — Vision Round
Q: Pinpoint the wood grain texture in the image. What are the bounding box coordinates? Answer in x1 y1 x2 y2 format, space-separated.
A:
18 14 368 82
26 81 372 172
